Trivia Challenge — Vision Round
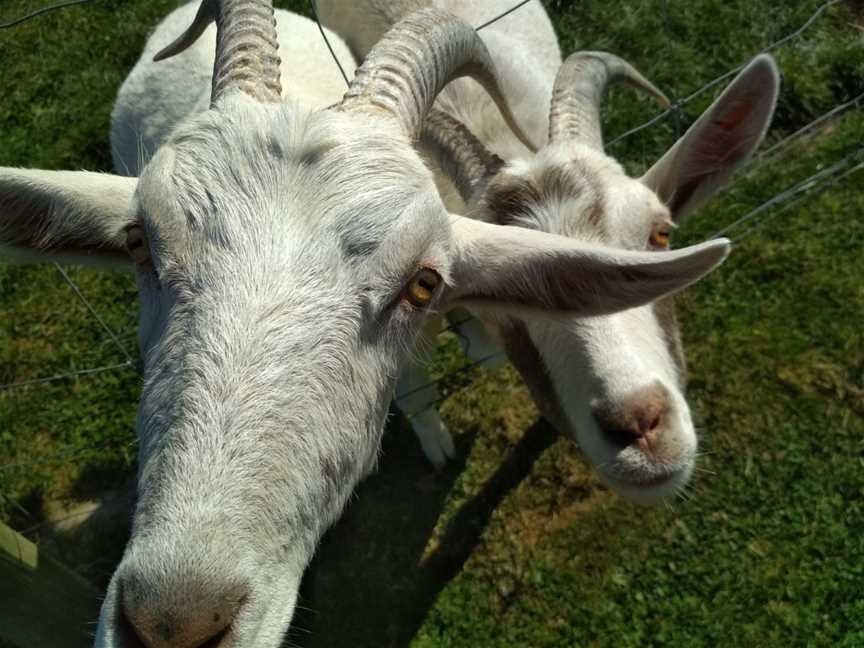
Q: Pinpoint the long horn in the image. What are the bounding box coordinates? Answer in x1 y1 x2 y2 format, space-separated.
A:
153 0 282 105
338 7 535 151
548 51 669 150
421 109 504 205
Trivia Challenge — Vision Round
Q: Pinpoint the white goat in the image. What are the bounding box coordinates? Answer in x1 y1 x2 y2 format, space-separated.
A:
318 0 779 503
0 1 732 646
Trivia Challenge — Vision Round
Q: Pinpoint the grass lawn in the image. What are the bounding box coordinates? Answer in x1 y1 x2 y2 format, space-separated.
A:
1 0 863 646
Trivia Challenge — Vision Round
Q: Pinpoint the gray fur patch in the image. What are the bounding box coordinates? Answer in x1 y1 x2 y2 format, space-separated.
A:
484 161 608 238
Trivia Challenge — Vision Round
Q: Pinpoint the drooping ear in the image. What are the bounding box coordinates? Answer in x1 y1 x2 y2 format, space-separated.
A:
640 54 779 222
445 215 729 318
0 168 137 267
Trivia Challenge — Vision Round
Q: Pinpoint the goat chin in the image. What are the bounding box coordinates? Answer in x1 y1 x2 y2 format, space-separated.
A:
324 2 777 516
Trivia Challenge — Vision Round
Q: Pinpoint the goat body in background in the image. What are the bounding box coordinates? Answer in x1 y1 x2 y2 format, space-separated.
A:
0 1 731 645
318 0 779 504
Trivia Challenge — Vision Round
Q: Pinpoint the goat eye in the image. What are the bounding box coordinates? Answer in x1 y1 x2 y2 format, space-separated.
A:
649 229 671 249
125 225 151 265
404 268 441 308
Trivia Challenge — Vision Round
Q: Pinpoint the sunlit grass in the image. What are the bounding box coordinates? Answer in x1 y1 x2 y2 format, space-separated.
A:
0 1 862 646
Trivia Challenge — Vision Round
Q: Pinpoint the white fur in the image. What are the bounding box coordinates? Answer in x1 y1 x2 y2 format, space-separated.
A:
318 1 778 503
0 4 745 646
110 1 356 176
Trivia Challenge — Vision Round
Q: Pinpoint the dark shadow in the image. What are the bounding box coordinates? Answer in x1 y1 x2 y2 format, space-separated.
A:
291 414 557 648
6 409 555 647
3 488 45 532
15 466 137 589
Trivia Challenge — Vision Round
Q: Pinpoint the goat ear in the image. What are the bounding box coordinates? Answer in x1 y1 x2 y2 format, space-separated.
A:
446 215 730 317
640 54 779 222
0 168 137 267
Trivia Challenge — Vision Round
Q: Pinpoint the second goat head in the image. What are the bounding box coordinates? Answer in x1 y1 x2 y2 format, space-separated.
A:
427 51 780 503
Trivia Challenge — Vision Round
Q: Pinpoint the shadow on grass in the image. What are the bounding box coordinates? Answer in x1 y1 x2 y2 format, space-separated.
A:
4 410 556 647
291 413 557 648
37 467 135 589
0 456 135 593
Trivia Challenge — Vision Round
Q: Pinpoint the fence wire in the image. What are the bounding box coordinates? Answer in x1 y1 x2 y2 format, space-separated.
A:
0 0 94 29
714 145 864 241
745 91 864 171
0 1 861 483
0 361 136 392
607 0 845 148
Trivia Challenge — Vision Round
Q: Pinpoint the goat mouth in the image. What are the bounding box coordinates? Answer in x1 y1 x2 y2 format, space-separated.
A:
604 465 684 491
628 472 677 489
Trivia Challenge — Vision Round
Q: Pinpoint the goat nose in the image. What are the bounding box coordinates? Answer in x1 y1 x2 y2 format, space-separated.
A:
119 574 246 648
592 382 670 452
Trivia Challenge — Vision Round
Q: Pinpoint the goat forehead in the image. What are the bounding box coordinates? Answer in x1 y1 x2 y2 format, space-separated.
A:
496 147 672 246
137 102 446 263
604 177 670 240
488 158 607 239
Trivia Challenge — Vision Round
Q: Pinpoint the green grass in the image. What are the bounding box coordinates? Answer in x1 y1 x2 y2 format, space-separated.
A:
1 0 863 646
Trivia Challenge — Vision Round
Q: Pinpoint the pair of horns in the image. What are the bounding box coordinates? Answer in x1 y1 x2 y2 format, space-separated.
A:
424 52 669 204
154 0 534 146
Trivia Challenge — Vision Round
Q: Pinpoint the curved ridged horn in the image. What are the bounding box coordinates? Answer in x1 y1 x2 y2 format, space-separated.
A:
421 109 504 204
548 51 670 150
153 0 282 105
339 7 535 151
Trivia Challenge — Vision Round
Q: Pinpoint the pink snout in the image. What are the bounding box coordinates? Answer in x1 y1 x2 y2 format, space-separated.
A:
117 565 248 648
591 381 682 467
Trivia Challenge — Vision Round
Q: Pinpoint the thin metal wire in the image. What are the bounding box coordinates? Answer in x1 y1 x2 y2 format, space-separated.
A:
0 0 94 29
731 157 864 244
746 91 864 169
53 263 135 365
659 0 682 141
440 315 477 335
0 491 34 521
310 0 350 87
0 0 858 482
0 361 135 392
678 0 842 104
710 145 864 241
313 0 835 413
0 438 136 473
394 351 506 403
311 0 536 84
608 0 844 148
400 146 864 413
607 106 673 148
475 0 533 31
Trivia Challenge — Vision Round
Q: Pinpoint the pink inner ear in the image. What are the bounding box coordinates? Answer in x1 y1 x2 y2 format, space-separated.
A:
667 97 764 214
643 55 778 221
697 99 760 167
714 97 758 132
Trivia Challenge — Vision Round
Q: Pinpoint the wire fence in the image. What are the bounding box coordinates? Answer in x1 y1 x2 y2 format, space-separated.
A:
0 0 861 522
606 0 846 148
0 0 93 29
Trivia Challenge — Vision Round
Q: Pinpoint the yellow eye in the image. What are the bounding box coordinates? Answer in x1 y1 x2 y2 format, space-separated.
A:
650 229 671 249
125 225 151 265
405 268 441 308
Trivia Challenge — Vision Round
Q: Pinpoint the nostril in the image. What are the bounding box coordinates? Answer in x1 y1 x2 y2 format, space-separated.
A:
643 413 662 434
603 425 644 449
199 626 231 648
119 576 244 648
593 382 671 451
121 606 235 648
118 605 147 648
